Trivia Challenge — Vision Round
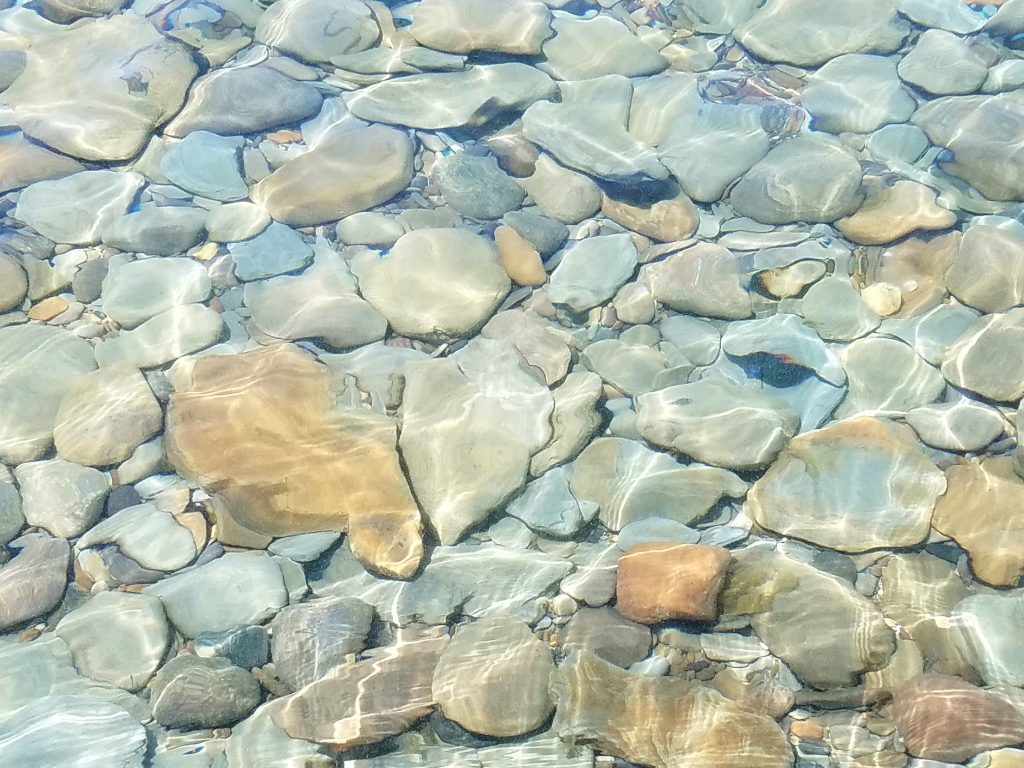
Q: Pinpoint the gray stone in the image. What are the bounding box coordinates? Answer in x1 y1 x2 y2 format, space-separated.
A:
101 256 211 329
506 465 598 538
94 304 224 368
570 437 747 531
530 371 603 476
71 258 108 304
345 64 556 130
561 607 652 669
352 228 509 339
898 29 989 95
636 378 799 470
145 552 288 638
880 303 981 365
161 131 248 202
581 338 667 396
721 313 847 386
548 234 638 312
151 654 261 729
892 0 985 33
0 130 86 194
941 309 1024 402
952 591 1024 687
503 209 568 256
480 309 573 386
256 0 378 63
803 54 916 134
0 252 27 312
730 136 864 224
539 14 667 80
165 66 323 137
228 222 313 282
206 202 270 243
195 625 270 670
799 276 880 341
335 212 404 247
15 457 108 538
55 591 168 691
639 243 752 319
433 153 524 220
15 170 144 245
906 397 1005 452
836 337 945 418
270 597 375 691
102 206 207 257
617 518 701 551
945 223 1024 313
76 502 198 573
0 469 22 546
0 533 69 630
268 532 340 563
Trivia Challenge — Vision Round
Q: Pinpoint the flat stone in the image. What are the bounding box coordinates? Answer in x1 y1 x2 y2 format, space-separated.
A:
411 0 552 54
255 0 379 63
0 129 86 193
933 458 1024 587
636 378 799 470
55 591 168 691
601 186 699 242
15 457 108 538
836 337 945 417
802 54 916 134
27 295 68 322
345 64 556 130
165 65 323 137
245 254 387 350
748 417 946 552
946 223 1024 313
225 221 313 282
504 208 569 255
101 206 208 257
225 705 333 768
519 153 601 224
0 14 197 160
146 552 288 638
432 153 524 220
892 0 985 33
335 211 403 247
433 616 554 737
265 629 448 749
906 397 1005 452
639 243 752 319
151 654 261 729
166 344 423 578
860 231 960 318
730 136 863 224
721 313 846 386
495 225 546 286
570 437 747 531
898 29 989 95
161 131 247 202
836 180 956 245
551 651 793 768
0 470 22 546
94 304 224 368
0 695 146 768
506 465 597 538
953 590 1024 687
530 371 603 475
15 170 144 245
548 234 638 312
207 202 270 243
352 228 509 339
617 543 731 622
0 533 69 630
270 597 375 691
0 252 27 312
892 673 1024 763
581 338 666 396
53 364 162 467
479 309 570 386
912 92 1024 201
522 98 668 183
399 340 552 544
195 625 270 670
941 309 1024 402
799 276 880 341
253 125 414 227
540 14 666 80
561 607 652 669
101 257 212 329
735 0 909 66
722 547 895 688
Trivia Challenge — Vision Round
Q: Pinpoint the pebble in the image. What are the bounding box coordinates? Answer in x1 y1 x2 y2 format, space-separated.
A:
494 225 546 286
519 153 602 224
953 590 1024 687
481 309 572 385
0 468 22 546
749 417 946 553
601 185 699 243
617 542 731 622
503 208 569 255
432 616 554 737
836 180 956 245
433 152 524 221
506 465 597 538
194 625 270 671
836 336 945 417
101 206 208 257
0 532 69 630
799 276 881 341
161 131 248 202
226 221 313 282
906 397 1004 453
75 502 198 573
945 222 1024 313
101 256 212 329
27 295 67 321
206 201 271 243
151 654 262 729
561 607 652 668
530 371 603 475
0 252 28 311
15 457 108 538
0 130 86 194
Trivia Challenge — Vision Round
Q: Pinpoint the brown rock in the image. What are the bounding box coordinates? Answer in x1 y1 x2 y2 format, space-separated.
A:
495 225 546 286
790 720 825 740
892 673 1024 763
0 533 70 630
27 296 69 321
551 650 793 768
165 344 423 578
854 230 959 318
616 543 731 623
601 186 700 243
932 458 1024 587
561 606 653 669
836 180 955 245
639 243 753 320
266 627 447 749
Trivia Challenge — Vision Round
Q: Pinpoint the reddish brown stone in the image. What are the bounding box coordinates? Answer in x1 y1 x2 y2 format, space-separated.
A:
892 673 1024 763
616 543 731 623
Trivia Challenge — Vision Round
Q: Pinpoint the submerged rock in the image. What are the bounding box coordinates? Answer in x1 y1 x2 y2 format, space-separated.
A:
539 14 667 80
617 543 731 623
255 0 379 63
0 533 69 630
151 654 261 729
15 170 143 245
803 54 916 134
941 309 1024 402
410 0 552 55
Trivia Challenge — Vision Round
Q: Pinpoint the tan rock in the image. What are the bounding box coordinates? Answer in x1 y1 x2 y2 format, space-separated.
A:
945 224 1024 313
601 187 699 242
495 225 546 286
410 0 552 55
836 180 955 245
617 543 731 623
253 125 414 227
266 628 448 749
988 749 1024 768
932 458 1024 587
892 673 1024 763
53 365 162 467
756 260 827 299
860 282 902 315
551 650 793 768
855 231 959 318
640 243 753 319
27 296 69 321
790 720 825 740
520 153 601 224
165 344 423 578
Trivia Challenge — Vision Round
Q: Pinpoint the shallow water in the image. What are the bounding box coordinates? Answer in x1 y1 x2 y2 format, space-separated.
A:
2 0 1024 765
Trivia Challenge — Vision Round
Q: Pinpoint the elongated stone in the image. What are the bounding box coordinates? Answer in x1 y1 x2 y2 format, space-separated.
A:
0 533 69 630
